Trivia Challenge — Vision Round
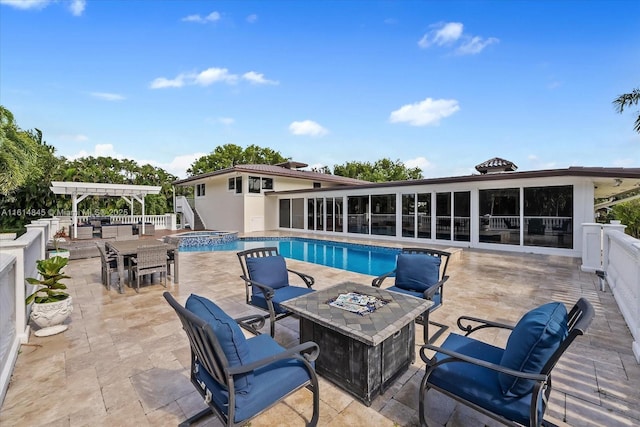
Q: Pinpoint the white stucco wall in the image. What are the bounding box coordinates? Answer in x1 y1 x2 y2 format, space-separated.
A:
194 178 244 231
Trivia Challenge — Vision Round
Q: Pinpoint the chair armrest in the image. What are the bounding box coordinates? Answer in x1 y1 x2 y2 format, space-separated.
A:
422 275 449 299
235 314 267 332
456 315 514 336
287 268 315 288
420 343 547 383
240 275 275 299
227 341 320 375
372 271 395 288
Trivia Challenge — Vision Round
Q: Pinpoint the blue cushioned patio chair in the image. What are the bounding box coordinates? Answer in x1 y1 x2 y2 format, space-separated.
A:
163 292 320 427
372 248 451 343
237 247 315 337
418 297 594 427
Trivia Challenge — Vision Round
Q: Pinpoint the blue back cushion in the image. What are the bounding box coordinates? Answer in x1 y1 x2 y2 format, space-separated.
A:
246 255 289 289
394 253 441 292
499 302 568 396
185 294 253 392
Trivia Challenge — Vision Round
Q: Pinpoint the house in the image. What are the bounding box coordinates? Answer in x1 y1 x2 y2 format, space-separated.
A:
174 159 640 257
173 161 368 232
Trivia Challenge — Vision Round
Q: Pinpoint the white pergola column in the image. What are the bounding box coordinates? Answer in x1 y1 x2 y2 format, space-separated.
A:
71 192 89 238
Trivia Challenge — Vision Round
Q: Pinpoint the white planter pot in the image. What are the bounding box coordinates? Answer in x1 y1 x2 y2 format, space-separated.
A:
30 297 73 337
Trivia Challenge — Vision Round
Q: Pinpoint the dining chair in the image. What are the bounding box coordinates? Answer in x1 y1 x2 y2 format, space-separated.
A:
130 244 167 292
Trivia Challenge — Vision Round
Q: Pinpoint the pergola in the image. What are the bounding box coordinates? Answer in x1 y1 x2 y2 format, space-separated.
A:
49 181 162 238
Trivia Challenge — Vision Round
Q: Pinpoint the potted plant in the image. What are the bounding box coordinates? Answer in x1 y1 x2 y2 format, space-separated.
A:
49 228 70 258
25 256 74 337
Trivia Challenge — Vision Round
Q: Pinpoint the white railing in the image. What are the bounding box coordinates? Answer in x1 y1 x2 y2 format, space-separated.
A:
56 214 177 231
175 196 195 230
0 225 47 406
603 229 640 363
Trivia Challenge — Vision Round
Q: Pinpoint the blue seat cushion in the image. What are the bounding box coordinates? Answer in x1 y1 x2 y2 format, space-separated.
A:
193 333 313 423
394 253 441 292
428 333 544 426
499 302 568 397
185 294 253 392
251 285 314 314
386 286 441 309
246 255 289 290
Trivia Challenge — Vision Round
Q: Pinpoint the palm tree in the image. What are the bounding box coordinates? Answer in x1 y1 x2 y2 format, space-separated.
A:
613 88 640 133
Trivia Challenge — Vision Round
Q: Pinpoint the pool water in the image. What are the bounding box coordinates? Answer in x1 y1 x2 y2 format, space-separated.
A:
180 238 401 277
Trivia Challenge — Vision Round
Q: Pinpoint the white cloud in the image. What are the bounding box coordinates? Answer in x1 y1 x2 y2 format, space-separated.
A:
58 133 88 142
0 0 85 15
0 0 50 10
195 67 238 86
246 14 258 23
150 67 277 89
68 143 118 160
90 92 125 101
404 156 431 170
456 36 499 55
418 22 463 48
389 97 460 126
289 120 329 137
149 75 187 89
182 11 220 23
69 0 85 16
154 152 207 179
418 22 498 55
217 117 235 125
242 71 278 85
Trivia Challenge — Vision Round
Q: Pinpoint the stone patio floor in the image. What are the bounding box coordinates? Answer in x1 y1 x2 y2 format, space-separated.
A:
1 233 639 426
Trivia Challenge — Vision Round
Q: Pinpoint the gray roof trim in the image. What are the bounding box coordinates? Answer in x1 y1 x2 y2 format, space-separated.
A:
173 164 368 186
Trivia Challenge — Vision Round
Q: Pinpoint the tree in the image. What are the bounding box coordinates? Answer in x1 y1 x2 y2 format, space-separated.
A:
0 106 48 194
613 88 640 133
611 199 640 238
187 144 289 176
333 158 422 182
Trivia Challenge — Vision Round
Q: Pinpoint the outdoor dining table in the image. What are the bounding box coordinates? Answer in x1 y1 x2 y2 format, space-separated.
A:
105 240 179 293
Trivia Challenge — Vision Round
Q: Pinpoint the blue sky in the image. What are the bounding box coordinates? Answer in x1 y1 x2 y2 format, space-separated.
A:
1 0 639 179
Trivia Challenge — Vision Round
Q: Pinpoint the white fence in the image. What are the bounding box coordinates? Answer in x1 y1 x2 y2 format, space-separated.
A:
0 219 52 405
603 229 640 362
55 214 177 234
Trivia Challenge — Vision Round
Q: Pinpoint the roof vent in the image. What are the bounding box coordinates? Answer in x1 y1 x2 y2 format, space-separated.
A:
475 157 518 174
275 161 308 170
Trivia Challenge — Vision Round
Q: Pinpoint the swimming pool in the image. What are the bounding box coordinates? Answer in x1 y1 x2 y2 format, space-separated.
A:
180 237 401 277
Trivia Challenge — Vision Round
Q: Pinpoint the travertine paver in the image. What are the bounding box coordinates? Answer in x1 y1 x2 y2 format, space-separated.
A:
1 232 639 426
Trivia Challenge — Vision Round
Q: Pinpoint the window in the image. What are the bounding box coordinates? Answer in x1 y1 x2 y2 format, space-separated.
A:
196 183 205 197
307 198 315 229
417 193 431 239
454 191 470 242
524 185 573 249
371 194 396 236
248 176 261 193
315 198 324 231
279 199 291 228
334 198 343 232
228 178 235 191
326 198 334 232
313 182 321 188
347 195 369 234
402 194 415 238
235 177 242 194
479 188 520 245
292 198 305 229
262 177 273 190
436 192 451 240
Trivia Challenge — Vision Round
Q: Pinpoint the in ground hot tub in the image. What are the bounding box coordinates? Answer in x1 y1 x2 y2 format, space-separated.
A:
164 231 238 248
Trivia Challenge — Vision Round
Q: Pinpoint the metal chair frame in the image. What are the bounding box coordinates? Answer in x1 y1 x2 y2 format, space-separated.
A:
130 244 167 292
163 292 320 427
419 297 595 427
237 247 314 337
372 247 451 343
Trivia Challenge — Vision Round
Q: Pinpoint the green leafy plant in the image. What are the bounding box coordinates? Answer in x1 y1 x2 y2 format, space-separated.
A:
25 256 71 304
611 199 640 239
